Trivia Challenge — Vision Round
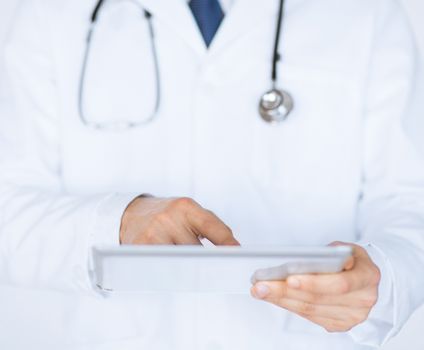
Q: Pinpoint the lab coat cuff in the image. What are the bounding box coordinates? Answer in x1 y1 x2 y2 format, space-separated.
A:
348 242 396 348
91 193 140 247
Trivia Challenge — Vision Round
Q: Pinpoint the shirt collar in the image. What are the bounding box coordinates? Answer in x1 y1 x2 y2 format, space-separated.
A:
185 0 234 14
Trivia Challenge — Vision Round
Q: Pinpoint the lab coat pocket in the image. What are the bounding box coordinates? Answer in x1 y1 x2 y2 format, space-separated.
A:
249 64 362 194
248 65 362 243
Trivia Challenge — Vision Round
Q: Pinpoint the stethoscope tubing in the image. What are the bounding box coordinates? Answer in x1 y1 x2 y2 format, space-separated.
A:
271 0 285 86
78 0 160 130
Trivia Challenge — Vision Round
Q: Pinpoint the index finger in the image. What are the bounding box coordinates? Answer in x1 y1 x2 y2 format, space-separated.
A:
187 206 240 246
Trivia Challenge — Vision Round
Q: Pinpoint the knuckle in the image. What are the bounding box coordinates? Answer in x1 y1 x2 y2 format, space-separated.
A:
349 312 367 326
325 320 351 333
143 229 157 242
300 302 315 314
306 292 320 304
370 289 378 305
370 266 381 286
279 284 289 298
324 321 339 333
359 297 374 309
324 325 338 333
338 277 351 294
172 197 196 211
298 278 313 291
360 290 378 308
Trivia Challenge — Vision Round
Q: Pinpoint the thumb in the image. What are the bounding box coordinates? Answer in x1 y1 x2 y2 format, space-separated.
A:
329 241 355 270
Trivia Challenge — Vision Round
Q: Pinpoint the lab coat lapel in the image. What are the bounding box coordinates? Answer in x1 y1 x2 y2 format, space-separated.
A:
209 0 277 54
136 0 207 56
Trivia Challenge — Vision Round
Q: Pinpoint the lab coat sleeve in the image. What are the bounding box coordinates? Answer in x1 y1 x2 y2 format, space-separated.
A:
0 0 137 295
348 0 424 346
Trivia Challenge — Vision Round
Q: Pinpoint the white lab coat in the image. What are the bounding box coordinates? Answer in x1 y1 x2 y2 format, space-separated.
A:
0 0 423 349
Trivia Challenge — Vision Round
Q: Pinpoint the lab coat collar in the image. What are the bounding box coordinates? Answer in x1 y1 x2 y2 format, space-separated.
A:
209 0 277 54
136 0 207 55
211 0 308 55
136 0 277 57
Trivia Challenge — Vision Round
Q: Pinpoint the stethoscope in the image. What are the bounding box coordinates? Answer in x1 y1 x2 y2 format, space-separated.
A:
259 0 294 123
79 0 293 130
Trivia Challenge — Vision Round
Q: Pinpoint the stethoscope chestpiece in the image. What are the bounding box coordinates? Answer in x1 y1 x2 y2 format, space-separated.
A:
259 88 294 123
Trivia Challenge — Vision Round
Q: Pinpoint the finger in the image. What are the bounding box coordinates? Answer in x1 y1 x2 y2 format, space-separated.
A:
251 281 377 308
251 281 345 306
251 284 371 324
328 241 355 270
250 282 345 329
285 269 367 295
172 225 203 245
187 205 240 246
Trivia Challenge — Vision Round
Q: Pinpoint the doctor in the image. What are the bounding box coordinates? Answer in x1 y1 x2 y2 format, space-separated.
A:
0 0 423 349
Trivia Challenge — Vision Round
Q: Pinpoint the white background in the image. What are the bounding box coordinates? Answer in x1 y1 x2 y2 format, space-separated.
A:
0 1 423 349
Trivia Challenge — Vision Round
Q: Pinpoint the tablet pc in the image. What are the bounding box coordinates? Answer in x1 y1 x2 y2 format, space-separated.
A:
91 245 352 294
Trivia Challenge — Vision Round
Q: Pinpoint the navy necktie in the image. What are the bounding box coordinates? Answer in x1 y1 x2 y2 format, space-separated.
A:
189 0 224 47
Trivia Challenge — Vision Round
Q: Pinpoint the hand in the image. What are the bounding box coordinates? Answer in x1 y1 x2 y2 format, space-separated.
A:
120 196 240 246
251 243 381 332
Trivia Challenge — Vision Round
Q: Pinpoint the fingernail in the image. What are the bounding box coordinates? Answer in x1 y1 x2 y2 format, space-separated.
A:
254 284 270 299
287 277 301 289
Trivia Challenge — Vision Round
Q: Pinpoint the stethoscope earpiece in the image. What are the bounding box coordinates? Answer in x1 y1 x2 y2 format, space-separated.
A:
259 88 294 123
